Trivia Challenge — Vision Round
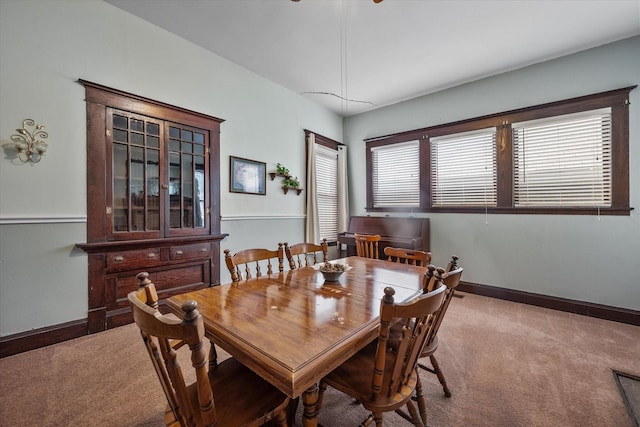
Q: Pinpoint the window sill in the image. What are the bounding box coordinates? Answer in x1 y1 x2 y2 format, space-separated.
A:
365 206 633 216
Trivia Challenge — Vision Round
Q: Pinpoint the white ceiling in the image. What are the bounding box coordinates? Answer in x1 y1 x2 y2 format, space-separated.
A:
105 0 640 117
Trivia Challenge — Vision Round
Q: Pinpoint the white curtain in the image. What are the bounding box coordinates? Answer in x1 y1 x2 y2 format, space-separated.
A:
305 133 320 242
337 145 349 234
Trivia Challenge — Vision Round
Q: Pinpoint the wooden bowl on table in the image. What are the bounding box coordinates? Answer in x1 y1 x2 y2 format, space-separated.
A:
314 262 351 283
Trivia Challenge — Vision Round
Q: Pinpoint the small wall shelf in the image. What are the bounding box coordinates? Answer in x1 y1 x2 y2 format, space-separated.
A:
269 171 303 195
269 172 286 181
283 187 303 195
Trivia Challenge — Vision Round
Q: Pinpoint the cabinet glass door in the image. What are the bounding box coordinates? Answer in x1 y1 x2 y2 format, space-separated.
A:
109 111 163 239
166 123 209 236
107 110 210 240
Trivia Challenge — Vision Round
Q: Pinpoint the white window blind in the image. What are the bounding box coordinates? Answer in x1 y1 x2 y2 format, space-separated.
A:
315 144 338 241
513 108 611 207
430 128 497 207
372 141 420 207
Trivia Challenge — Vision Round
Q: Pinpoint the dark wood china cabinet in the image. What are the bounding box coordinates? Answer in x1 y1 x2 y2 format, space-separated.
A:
76 81 227 334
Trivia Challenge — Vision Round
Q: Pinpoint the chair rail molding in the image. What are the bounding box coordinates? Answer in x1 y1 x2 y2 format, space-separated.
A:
222 214 305 221
0 215 87 225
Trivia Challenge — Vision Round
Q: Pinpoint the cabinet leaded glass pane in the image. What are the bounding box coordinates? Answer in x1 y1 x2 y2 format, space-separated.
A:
168 125 207 230
146 149 160 230
113 143 128 232
111 112 164 234
169 151 181 229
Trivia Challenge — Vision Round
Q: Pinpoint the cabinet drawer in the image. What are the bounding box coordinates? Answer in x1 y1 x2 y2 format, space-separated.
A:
170 243 211 260
106 248 163 272
113 262 209 306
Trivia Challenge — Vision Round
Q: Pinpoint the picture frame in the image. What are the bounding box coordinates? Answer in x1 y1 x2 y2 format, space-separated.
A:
229 156 266 195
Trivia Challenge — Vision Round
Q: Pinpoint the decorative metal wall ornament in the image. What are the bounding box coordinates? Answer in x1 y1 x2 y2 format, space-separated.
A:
8 119 49 163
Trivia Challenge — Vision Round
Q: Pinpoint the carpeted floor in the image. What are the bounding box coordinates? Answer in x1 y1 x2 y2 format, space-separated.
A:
1 292 639 427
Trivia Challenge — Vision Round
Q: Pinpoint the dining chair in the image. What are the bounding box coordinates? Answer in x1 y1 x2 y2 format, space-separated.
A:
384 246 432 266
422 255 458 292
445 255 459 273
284 238 328 269
224 243 286 281
354 233 381 259
416 265 464 398
317 284 446 427
128 272 289 427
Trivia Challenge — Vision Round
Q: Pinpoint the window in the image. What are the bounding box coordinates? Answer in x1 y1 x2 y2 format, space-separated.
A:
371 141 420 208
306 130 346 243
513 109 611 207
431 128 497 207
315 144 338 240
364 86 633 215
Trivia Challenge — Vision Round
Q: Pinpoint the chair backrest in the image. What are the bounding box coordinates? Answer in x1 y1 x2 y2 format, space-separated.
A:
284 239 328 269
354 233 381 259
372 284 446 400
224 243 286 281
422 254 460 292
128 272 215 426
384 246 432 266
423 266 463 350
445 255 459 273
422 264 439 292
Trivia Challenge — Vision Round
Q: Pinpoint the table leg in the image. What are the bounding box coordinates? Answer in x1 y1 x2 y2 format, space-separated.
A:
301 383 319 427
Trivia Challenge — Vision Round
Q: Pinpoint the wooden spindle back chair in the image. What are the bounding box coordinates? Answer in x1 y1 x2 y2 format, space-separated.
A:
128 272 289 427
284 239 328 269
317 284 446 427
445 255 459 273
224 243 286 282
354 233 381 259
384 247 432 266
417 264 463 398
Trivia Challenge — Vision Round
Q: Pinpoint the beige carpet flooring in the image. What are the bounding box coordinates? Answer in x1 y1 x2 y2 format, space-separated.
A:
1 292 638 427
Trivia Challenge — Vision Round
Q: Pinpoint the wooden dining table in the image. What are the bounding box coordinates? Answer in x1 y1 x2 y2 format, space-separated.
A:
166 256 428 427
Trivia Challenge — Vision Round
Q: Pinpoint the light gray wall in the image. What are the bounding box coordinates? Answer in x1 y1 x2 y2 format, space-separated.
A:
1 1 637 338
344 36 640 311
0 0 342 336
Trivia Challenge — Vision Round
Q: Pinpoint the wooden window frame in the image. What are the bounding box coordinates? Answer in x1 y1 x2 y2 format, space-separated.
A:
305 130 342 243
365 86 635 215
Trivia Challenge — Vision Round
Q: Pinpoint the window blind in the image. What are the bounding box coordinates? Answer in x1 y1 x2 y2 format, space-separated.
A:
430 128 497 207
513 108 611 207
371 140 420 207
315 144 338 240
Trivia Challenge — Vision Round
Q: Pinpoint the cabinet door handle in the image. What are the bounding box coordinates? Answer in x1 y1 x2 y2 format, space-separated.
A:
175 250 184 256
147 253 156 259
200 248 209 253
114 256 124 262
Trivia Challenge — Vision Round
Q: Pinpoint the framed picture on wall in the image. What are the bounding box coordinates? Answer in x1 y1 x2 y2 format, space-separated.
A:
230 156 266 195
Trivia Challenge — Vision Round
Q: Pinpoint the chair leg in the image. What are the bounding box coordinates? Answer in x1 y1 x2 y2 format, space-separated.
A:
429 355 451 397
360 414 374 426
286 397 299 427
414 371 428 426
360 412 383 427
404 399 425 427
275 406 288 427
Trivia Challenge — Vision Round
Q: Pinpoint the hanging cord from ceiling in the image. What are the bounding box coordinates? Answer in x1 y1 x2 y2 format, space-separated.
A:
292 0 383 2
295 0 377 113
341 0 347 115
298 92 375 105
